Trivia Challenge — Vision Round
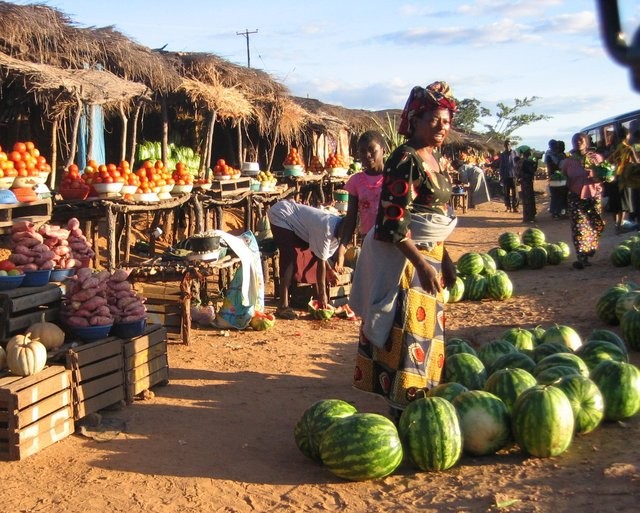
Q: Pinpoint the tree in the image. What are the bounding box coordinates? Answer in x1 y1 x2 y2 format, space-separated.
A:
453 98 490 134
482 97 551 143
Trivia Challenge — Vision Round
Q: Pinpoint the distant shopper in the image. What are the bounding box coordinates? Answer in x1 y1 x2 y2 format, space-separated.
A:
546 139 567 218
519 149 538 223
452 159 491 208
498 140 519 212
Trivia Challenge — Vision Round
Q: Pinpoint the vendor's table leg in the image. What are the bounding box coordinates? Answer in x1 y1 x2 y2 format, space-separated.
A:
106 206 117 271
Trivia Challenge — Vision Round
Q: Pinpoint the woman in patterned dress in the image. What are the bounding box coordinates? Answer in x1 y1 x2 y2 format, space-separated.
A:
349 82 458 419
561 132 605 269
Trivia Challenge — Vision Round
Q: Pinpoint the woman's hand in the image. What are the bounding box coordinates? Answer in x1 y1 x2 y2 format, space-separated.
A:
441 250 457 289
415 261 442 296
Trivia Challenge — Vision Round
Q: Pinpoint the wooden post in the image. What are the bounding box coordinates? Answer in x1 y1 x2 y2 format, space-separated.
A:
204 110 216 179
128 102 142 165
267 125 280 172
106 204 117 271
50 118 58 189
236 121 243 168
161 97 169 168
66 99 83 168
119 103 128 162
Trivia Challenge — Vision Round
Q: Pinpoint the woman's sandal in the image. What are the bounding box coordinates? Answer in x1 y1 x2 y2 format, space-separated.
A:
275 307 298 320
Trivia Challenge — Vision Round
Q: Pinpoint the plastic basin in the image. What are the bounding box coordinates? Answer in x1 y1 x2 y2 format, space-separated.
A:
21 269 52 287
111 318 147 339
49 268 76 282
0 274 25 290
69 324 113 342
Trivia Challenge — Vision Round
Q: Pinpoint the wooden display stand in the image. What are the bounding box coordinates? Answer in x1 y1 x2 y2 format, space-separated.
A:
0 365 74 461
0 198 52 234
65 337 125 420
0 283 62 342
122 324 169 403
132 281 189 344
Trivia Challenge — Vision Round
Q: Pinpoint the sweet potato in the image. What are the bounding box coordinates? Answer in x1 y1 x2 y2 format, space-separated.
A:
95 305 111 317
121 313 146 323
39 260 55 270
71 287 101 302
83 296 108 312
12 221 34 232
76 268 93 281
110 280 132 291
9 253 33 265
117 296 139 309
110 269 131 283
124 304 146 316
65 316 90 327
89 316 113 326
67 218 80 231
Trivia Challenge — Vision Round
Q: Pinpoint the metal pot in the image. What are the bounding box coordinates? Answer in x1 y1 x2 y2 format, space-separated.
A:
182 233 221 253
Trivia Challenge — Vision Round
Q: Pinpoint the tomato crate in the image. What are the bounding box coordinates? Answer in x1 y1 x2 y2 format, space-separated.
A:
132 282 189 344
65 336 125 421
122 323 169 403
210 177 251 199
0 283 62 342
0 365 74 461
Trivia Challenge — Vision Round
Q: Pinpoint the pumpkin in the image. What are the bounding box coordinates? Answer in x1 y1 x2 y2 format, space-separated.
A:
6 332 47 376
28 312 65 350
0 346 6 370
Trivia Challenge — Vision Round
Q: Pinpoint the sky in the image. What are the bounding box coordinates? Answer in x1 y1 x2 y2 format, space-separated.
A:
27 0 640 152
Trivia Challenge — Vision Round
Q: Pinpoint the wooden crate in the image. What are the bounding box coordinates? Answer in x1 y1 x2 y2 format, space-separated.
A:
122 324 169 403
210 177 251 199
0 283 62 342
132 282 189 344
0 199 52 233
65 337 125 420
0 365 74 460
290 271 352 308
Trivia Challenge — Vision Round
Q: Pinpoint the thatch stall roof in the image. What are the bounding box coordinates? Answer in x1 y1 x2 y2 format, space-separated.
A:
180 78 253 121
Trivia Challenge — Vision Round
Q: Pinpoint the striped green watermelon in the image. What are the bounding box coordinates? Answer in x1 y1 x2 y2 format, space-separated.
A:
498 232 521 252
477 339 518 369
427 382 469 403
597 284 633 325
542 324 582 351
511 385 574 457
590 361 640 421
500 327 535 351
531 341 572 363
486 271 513 300
514 244 533 261
463 274 487 301
535 365 582 385
457 252 485 276
488 351 536 376
294 399 358 461
488 247 507 269
611 245 632 267
586 329 628 354
398 397 463 471
534 353 590 378
444 353 487 390
631 247 640 269
614 290 640 324
555 241 571 260
480 253 497 275
529 325 546 345
526 246 548 269
445 339 477 358
447 276 465 303
502 251 526 271
484 368 537 413
555 375 604 434
544 243 563 265
319 413 403 481
452 390 511 456
575 339 629 370
621 307 640 351
522 227 546 247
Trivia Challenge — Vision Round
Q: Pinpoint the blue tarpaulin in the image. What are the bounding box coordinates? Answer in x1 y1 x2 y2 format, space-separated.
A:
77 103 105 169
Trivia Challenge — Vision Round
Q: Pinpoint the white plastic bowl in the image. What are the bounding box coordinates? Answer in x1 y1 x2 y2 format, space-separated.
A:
12 176 40 188
132 192 160 203
0 176 15 189
93 182 124 194
328 167 348 177
121 185 139 195
159 184 174 193
172 184 193 194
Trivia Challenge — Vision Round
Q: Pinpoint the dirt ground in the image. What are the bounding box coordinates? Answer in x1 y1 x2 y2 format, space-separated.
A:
1 182 639 513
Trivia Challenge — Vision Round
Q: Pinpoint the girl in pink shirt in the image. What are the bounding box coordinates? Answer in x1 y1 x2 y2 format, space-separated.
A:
336 131 386 269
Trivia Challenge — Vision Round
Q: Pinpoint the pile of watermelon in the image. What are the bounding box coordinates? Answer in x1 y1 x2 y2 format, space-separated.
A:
596 281 640 350
609 234 640 268
295 322 640 481
488 228 570 271
449 251 514 302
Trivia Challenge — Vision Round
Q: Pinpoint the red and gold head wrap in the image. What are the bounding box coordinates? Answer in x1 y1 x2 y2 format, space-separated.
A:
398 81 457 137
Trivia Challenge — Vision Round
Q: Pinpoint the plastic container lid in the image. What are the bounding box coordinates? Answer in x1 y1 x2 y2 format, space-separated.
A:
0 189 18 204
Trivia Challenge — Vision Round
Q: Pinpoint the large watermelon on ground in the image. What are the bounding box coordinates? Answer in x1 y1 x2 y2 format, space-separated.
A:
590 361 640 421
555 241 571 260
447 276 465 303
534 352 590 379
484 368 537 413
586 329 628 354
444 353 487 390
544 243 563 265
445 339 477 358
555 375 604 434
620 307 640 351
486 271 513 300
531 341 572 363
575 339 629 370
488 352 537 376
597 284 633 325
457 252 485 276
522 227 546 247
427 382 469 403
529 325 546 345
463 274 488 301
398 397 463 471
452 390 511 456
488 247 507 269
614 290 640 324
611 245 632 267
294 399 358 461
477 339 518 370
480 253 497 275
526 246 548 270
511 385 574 457
500 327 535 351
535 365 582 385
498 232 521 252
542 324 582 351
502 251 526 271
319 413 403 481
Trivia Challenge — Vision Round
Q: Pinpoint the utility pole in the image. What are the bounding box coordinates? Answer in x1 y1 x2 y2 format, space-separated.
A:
236 29 258 68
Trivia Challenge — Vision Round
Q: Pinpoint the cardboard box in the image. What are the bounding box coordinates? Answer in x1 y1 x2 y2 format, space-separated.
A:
65 337 125 420
122 324 169 403
0 365 74 460
0 283 62 342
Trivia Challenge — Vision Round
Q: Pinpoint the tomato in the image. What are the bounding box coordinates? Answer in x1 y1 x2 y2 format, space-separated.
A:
0 259 16 272
13 142 26 154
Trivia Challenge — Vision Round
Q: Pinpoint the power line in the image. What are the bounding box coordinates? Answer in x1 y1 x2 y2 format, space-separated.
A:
236 29 258 68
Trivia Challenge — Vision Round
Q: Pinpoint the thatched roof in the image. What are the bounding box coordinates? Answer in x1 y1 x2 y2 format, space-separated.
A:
293 97 380 136
180 78 253 121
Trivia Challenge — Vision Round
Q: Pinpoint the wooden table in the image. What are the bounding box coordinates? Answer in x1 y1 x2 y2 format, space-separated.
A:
451 191 468 214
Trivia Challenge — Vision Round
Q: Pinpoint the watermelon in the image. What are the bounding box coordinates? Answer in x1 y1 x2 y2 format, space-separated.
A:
586 329 628 354
555 241 571 260
463 274 487 301
544 244 563 265
498 232 521 252
522 227 546 247
308 299 335 320
526 246 548 269
529 325 546 345
457 252 485 276
542 324 582 351
611 245 632 267
631 246 640 269
590 361 640 421
444 353 487 390
488 247 507 269
452 390 511 456
534 353 590 379
502 251 526 271
480 253 497 275
484 368 537 413
575 339 629 370
427 382 469 403
486 271 513 300
511 385 574 457
319 413 403 481
620 307 640 351
555 375 604 434
477 339 518 370
398 397 463 471
447 276 465 303
597 284 633 325
531 341 572 363
614 290 640 324
488 351 536 376
500 327 535 351
294 399 358 461
535 365 582 385
445 339 477 358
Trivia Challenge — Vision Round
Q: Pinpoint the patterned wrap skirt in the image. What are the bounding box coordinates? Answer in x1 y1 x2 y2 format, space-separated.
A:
567 192 605 256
